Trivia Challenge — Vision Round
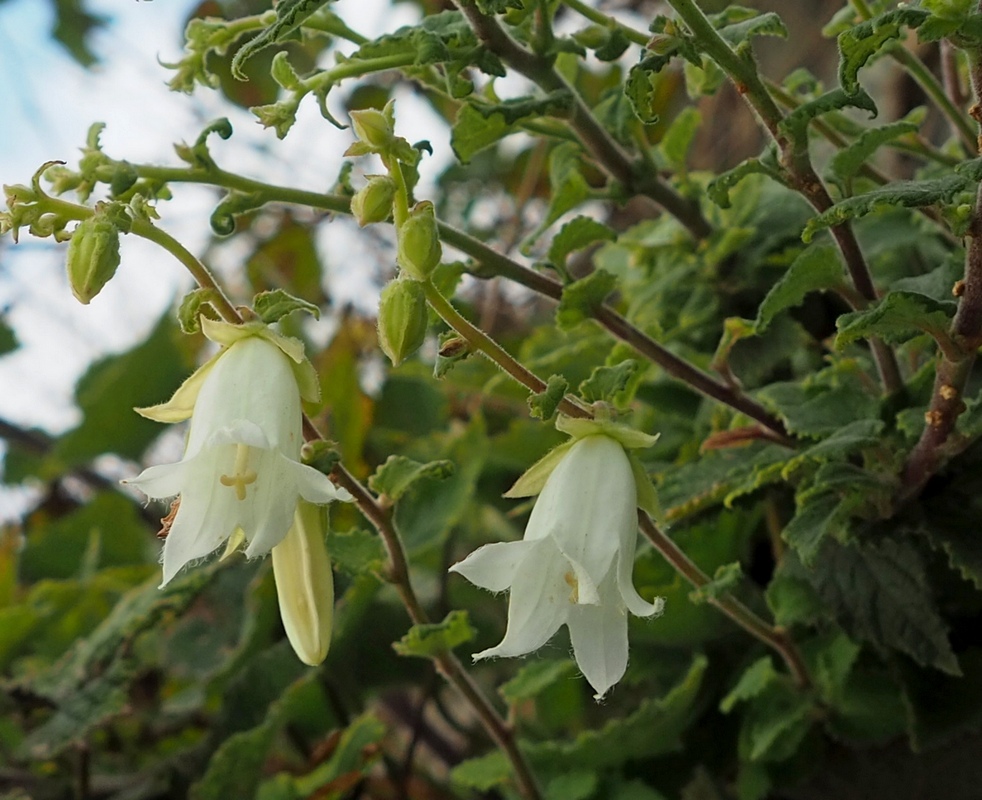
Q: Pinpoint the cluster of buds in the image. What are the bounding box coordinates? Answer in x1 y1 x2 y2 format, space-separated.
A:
346 102 443 367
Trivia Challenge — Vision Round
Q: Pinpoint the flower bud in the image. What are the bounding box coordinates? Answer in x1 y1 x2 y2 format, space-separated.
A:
377 278 428 366
66 212 121 304
272 500 334 666
350 176 395 226
349 107 395 151
397 201 442 280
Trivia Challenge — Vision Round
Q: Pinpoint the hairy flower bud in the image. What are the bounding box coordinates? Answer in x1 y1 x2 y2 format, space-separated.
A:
66 212 121 304
397 201 441 280
272 500 334 666
349 106 395 151
377 278 428 366
350 176 395 226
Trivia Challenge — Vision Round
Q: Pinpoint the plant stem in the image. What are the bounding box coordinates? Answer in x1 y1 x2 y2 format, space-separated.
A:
901 44 982 499
422 280 591 419
664 0 904 396
317 450 544 800
130 163 791 440
128 219 242 324
638 514 811 689
455 0 712 241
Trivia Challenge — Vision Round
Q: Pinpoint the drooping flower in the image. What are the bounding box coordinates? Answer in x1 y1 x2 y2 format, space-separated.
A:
450 417 664 700
126 319 350 586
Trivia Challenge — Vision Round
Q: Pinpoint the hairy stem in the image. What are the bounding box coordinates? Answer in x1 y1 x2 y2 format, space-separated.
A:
901 43 982 499
455 0 712 240
305 429 544 800
130 163 790 439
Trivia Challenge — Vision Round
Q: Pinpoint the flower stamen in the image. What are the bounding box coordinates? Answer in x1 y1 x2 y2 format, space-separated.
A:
564 570 579 603
219 444 258 500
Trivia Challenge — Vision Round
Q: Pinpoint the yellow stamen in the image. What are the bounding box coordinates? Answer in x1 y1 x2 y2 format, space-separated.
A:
219 444 258 500
564 570 579 604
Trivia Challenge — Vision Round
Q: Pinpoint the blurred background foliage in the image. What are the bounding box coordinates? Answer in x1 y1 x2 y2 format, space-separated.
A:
3 0 982 798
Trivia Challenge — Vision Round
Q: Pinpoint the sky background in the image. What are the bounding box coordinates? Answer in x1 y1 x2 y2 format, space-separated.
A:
0 0 449 436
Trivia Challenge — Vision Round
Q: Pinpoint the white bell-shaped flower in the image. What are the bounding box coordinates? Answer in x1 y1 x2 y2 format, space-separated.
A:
450 428 663 700
126 320 349 586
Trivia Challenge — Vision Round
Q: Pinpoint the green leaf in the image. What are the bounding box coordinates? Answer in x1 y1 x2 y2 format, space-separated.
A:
451 104 509 163
368 455 455 500
827 117 921 190
393 610 476 658
177 288 221 334
556 270 617 330
782 491 850 566
525 655 708 770
757 378 877 438
720 657 778 713
499 659 577 704
578 360 639 404
754 245 844 333
689 562 743 605
326 528 385 576
802 168 980 241
547 216 617 272
835 291 957 349
291 713 386 795
546 772 598 800
451 751 511 791
625 63 661 124
707 152 783 209
837 8 929 95
738 681 814 762
231 0 333 79
778 88 878 145
54 313 192 465
660 107 701 169
528 374 569 420
527 144 592 246
804 539 960 675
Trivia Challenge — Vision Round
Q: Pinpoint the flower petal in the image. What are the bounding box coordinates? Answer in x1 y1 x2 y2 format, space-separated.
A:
449 540 538 592
567 584 629 700
616 544 665 618
475 539 568 659
290 460 350 504
125 461 188 500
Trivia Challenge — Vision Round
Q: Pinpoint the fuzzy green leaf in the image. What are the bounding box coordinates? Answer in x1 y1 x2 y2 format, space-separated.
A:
578 360 638 404
326 528 386 576
253 288 321 323
755 245 844 333
720 657 778 713
689 562 743 605
177 288 221 334
835 291 956 349
708 152 783 209
805 539 960 675
779 88 878 145
368 455 455 500
499 659 578 704
393 610 476 658
451 752 511 791
231 0 333 79
757 378 877 438
827 117 921 190
548 216 617 271
837 8 930 94
660 107 701 169
528 374 569 420
524 656 707 770
556 270 617 330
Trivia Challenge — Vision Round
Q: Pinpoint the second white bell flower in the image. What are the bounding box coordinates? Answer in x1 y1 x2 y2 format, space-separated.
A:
126 319 350 586
450 421 664 700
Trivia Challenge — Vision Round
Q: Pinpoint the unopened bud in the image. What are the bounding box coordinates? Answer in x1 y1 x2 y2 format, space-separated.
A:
349 106 395 151
271 500 334 666
377 278 428 366
397 201 442 280
66 212 121 304
350 176 395 226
